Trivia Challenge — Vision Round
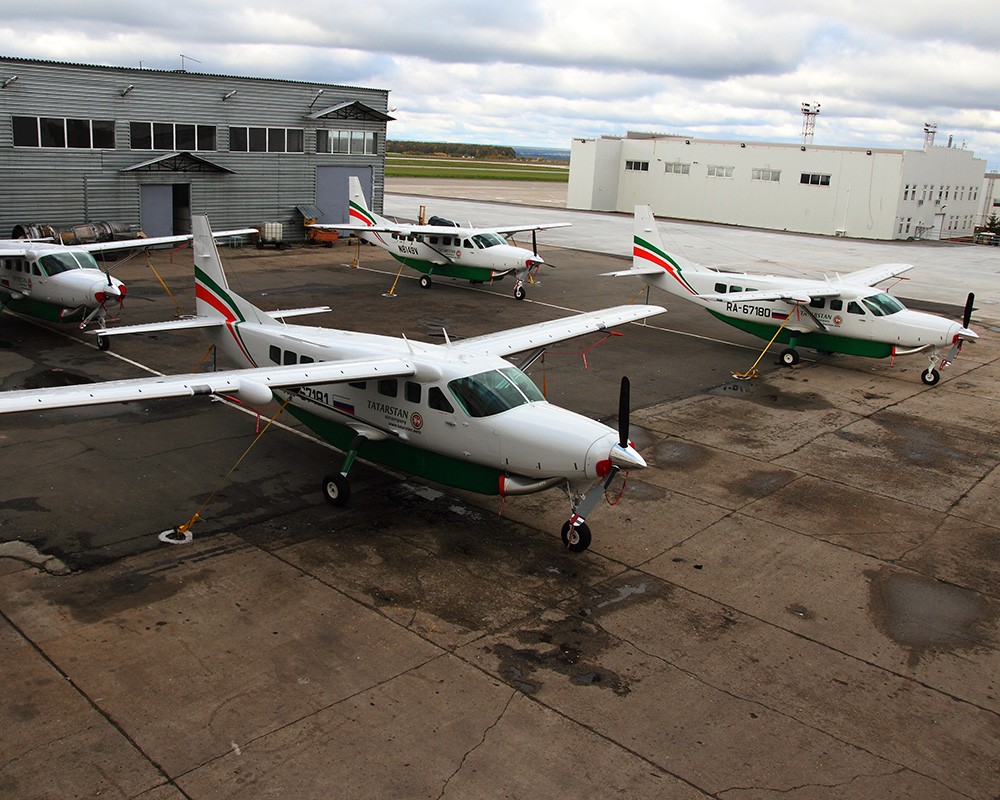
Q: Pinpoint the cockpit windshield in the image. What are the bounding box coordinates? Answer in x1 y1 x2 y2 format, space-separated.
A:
471 232 506 249
38 251 100 276
448 367 544 417
861 292 905 317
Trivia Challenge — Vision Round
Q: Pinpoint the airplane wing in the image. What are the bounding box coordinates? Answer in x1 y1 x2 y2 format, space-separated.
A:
450 304 666 357
0 357 415 415
482 223 573 236
837 262 913 286
79 228 260 254
0 229 259 257
698 288 841 304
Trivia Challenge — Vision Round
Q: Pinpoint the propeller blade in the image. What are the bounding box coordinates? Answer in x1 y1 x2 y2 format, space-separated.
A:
618 376 630 449
532 229 538 258
963 292 975 329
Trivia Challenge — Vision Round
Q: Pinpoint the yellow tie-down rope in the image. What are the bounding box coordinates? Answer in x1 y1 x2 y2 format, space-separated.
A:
732 312 794 381
160 396 291 544
145 254 186 318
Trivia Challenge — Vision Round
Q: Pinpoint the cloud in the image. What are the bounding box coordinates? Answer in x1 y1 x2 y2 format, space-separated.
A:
0 0 997 167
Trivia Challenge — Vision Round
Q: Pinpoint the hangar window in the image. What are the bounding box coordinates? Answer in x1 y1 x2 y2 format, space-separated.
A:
707 165 734 178
752 168 781 182
800 173 831 186
317 129 377 155
664 162 690 175
625 160 649 171
129 122 217 151
229 126 304 153
14 116 115 149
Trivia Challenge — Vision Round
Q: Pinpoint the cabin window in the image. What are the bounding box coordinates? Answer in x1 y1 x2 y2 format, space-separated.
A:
715 283 727 293
32 264 41 276
809 297 826 309
847 301 865 315
463 239 473 248
428 387 453 413
405 381 421 403
729 285 742 293
269 345 281 364
300 355 314 364
378 379 398 398
472 232 505 249
283 350 297 365
348 381 366 390
830 299 843 311
38 252 98 275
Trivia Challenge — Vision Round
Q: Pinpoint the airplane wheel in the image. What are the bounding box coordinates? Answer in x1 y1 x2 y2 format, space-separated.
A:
419 275 432 289
514 285 526 301
560 520 592 553
921 368 941 386
322 473 351 507
97 335 111 352
779 348 799 366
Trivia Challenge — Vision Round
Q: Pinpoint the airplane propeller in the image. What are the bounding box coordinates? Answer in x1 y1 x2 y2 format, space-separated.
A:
943 291 976 367
618 375 630 449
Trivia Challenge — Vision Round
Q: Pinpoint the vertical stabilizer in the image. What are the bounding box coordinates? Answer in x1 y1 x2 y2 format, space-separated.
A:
192 215 274 325
631 205 703 299
348 176 387 228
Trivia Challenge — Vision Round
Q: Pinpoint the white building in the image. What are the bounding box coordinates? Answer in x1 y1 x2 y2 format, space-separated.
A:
568 132 987 241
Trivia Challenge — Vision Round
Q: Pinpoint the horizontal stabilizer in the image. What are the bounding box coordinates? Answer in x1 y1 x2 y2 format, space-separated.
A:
602 265 665 277
268 306 333 320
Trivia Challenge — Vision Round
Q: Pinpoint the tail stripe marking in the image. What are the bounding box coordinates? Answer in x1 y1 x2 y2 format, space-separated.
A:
634 236 698 296
194 266 256 366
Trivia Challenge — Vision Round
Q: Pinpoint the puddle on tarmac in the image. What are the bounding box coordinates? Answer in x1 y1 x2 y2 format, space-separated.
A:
17 368 94 390
709 379 834 411
867 567 994 667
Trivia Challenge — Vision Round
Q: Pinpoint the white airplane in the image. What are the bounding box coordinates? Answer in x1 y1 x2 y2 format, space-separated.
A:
0 227 256 346
608 206 977 386
309 176 571 300
0 215 665 552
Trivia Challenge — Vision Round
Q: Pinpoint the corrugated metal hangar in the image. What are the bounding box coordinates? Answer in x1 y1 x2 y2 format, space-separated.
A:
568 131 988 241
0 56 393 240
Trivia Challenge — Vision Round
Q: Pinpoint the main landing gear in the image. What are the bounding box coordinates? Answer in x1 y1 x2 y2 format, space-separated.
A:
322 434 366 507
779 347 800 366
419 274 432 289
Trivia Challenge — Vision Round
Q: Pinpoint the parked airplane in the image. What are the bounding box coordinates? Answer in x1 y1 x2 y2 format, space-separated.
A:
0 215 665 552
309 176 571 300
0 227 255 346
608 206 976 385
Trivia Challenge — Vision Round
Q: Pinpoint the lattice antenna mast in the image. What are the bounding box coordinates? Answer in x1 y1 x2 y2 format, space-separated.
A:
801 102 821 145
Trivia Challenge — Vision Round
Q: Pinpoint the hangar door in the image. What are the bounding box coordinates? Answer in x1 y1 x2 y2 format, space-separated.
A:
315 166 373 223
140 184 191 237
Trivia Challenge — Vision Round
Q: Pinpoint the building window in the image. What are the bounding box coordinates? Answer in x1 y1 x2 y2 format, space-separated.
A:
707 165 734 178
800 173 831 186
663 162 690 175
129 121 217 151
752 168 780 182
625 160 649 171
316 129 376 155
13 116 115 149
229 126 304 153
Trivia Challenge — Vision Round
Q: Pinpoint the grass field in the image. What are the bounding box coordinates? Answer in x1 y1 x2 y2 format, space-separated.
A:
385 155 569 182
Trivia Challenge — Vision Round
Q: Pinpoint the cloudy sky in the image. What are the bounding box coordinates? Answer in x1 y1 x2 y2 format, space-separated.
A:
2 1 998 168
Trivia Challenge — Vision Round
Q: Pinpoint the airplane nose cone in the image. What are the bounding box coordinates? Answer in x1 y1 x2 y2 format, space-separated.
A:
610 441 647 470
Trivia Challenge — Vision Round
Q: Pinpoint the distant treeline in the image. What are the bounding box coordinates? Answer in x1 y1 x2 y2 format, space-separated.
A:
388 141 517 159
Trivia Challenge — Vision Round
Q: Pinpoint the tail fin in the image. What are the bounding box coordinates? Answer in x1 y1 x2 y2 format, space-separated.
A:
630 205 703 298
348 175 389 228
193 215 275 326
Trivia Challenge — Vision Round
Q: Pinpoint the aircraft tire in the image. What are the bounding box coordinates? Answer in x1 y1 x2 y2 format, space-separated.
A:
322 473 351 507
921 368 941 386
779 348 799 366
419 275 432 289
560 520 592 553
97 335 111 352
514 285 526 301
